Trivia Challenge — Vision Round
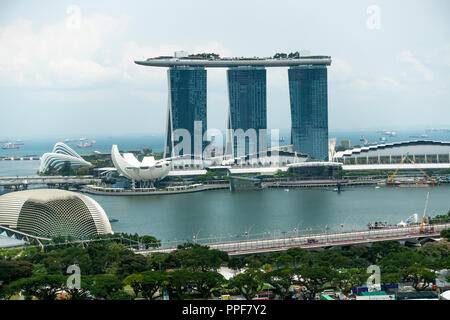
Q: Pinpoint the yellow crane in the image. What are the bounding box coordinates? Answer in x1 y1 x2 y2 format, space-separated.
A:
419 191 430 233
387 154 407 182
407 157 436 183
387 153 437 184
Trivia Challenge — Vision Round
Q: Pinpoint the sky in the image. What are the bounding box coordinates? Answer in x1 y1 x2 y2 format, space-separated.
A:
0 0 449 138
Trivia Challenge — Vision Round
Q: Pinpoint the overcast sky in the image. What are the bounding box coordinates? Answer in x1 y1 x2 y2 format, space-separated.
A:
0 0 449 138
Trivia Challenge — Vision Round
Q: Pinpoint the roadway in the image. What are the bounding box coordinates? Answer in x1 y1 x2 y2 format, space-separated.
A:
0 176 98 187
136 223 450 256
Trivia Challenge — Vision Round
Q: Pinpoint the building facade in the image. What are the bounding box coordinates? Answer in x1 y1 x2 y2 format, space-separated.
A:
0 189 112 239
333 140 450 165
165 67 207 158
227 67 267 157
288 65 328 160
39 142 91 173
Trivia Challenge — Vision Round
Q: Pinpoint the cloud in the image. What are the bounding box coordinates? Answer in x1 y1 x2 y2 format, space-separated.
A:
0 12 235 93
0 14 129 88
329 58 402 91
397 50 433 82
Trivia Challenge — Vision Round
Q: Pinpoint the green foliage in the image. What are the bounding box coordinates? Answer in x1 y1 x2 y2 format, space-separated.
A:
87 274 125 299
293 265 338 300
228 257 245 270
441 229 450 241
0 260 33 284
335 268 367 295
403 265 436 291
191 271 225 299
170 244 228 271
264 268 295 299
8 275 66 300
229 269 264 300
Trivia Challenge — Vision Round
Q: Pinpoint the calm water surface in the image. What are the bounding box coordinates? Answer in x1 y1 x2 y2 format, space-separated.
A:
89 185 450 246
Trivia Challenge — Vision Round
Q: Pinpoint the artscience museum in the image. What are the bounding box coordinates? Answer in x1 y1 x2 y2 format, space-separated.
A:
111 145 171 188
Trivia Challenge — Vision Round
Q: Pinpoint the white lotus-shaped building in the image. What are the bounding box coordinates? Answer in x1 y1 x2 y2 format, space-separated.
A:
111 145 170 183
39 142 91 173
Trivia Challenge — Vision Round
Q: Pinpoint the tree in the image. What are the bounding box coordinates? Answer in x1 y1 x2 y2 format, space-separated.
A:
378 249 422 274
367 241 406 264
147 252 170 271
229 269 264 300
191 271 225 299
440 229 450 241
286 247 308 268
418 240 450 270
8 275 66 300
139 235 161 249
123 273 144 298
380 272 402 289
87 274 125 300
116 254 148 279
170 245 228 272
267 252 294 269
163 269 195 300
141 270 167 300
403 266 436 291
294 266 338 300
335 268 366 296
60 161 72 176
265 268 295 299
228 257 245 271
0 260 33 284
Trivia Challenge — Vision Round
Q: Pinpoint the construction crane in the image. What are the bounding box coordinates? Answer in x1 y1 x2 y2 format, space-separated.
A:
407 158 436 184
387 154 408 182
386 153 437 185
419 191 430 233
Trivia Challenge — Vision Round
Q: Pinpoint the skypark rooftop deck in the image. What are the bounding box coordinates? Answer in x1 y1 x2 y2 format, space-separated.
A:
135 56 332 68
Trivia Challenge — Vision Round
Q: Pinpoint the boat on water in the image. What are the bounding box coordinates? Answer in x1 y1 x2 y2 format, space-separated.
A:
368 221 391 230
77 142 93 148
1 142 19 150
386 178 438 187
109 218 119 223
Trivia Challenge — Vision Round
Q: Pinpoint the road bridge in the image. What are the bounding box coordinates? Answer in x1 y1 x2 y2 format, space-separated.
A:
0 176 99 191
136 223 450 256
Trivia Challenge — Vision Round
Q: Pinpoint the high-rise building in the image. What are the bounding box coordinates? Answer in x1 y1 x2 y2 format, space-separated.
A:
227 67 267 157
165 67 207 158
288 65 328 160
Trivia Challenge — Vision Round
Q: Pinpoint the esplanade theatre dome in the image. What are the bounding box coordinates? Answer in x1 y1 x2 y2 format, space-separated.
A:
0 189 113 239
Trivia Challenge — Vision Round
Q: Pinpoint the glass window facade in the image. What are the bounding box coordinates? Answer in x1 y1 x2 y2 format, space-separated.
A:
165 67 207 158
288 65 328 160
227 67 267 157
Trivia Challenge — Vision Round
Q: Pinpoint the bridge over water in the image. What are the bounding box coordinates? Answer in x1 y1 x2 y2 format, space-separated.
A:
0 176 99 191
136 223 450 256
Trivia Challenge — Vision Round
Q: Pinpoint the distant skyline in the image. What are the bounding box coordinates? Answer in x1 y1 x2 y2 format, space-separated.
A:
0 0 449 137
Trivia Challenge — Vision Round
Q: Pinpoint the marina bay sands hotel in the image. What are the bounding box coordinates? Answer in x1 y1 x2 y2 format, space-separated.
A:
135 52 331 161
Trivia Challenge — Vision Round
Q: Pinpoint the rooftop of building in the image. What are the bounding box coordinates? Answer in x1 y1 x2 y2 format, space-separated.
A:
135 51 331 68
334 140 450 158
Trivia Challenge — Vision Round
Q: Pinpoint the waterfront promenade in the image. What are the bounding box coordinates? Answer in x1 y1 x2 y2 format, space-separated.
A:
136 223 450 256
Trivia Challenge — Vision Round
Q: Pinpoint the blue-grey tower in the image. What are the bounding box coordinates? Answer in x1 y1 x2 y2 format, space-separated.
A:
288 65 328 160
227 67 267 157
165 67 207 158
